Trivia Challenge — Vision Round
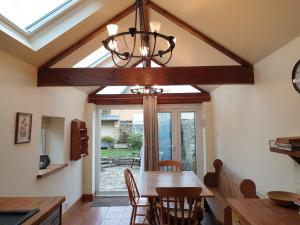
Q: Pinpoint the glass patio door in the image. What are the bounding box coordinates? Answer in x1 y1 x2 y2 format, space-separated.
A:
157 105 202 175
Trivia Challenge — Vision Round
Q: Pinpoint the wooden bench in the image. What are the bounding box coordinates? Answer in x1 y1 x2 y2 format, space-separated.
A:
204 159 257 225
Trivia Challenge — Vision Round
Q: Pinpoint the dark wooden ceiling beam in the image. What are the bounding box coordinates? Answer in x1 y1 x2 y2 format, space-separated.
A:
88 92 211 105
148 1 252 68
37 66 254 86
39 3 136 69
86 59 144 99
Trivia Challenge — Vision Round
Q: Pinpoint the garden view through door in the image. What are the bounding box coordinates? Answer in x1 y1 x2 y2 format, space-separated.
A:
98 107 143 194
158 106 200 174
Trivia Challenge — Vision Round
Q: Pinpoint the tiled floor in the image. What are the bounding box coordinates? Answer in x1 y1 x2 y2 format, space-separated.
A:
64 204 135 225
63 202 218 225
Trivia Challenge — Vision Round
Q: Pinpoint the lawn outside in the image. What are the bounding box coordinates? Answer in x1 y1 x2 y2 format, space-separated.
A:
101 148 140 159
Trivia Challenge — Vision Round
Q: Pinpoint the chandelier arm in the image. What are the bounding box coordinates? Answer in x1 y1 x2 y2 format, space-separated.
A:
160 49 173 66
113 51 130 60
111 52 134 68
149 35 157 59
113 29 138 61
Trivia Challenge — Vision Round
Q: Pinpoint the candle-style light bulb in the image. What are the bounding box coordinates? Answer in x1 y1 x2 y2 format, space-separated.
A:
140 46 149 57
150 21 161 33
107 24 118 36
108 40 118 50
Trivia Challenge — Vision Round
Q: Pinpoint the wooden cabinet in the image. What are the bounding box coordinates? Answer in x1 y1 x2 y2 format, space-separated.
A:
0 197 64 225
70 119 89 161
39 207 61 225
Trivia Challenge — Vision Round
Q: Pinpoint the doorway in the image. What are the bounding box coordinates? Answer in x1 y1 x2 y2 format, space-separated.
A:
157 104 204 176
96 106 144 195
95 104 204 195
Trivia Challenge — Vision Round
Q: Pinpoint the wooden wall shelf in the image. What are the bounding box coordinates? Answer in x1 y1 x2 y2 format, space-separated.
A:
70 119 89 160
270 147 300 164
37 164 68 179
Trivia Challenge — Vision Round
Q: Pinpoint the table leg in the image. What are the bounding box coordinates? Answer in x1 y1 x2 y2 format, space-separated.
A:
146 197 159 225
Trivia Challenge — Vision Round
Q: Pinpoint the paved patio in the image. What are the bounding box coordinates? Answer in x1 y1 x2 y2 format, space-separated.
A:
99 165 141 192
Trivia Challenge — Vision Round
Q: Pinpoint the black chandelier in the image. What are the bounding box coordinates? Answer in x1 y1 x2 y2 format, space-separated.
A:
102 0 176 68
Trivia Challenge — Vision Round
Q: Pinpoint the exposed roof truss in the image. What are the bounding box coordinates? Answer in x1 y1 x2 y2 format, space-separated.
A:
37 0 254 88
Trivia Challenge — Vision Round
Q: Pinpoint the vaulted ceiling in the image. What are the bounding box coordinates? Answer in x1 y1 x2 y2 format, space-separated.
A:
1 0 299 68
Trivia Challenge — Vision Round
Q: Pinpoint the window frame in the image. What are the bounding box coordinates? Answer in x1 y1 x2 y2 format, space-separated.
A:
0 0 81 37
40 127 48 155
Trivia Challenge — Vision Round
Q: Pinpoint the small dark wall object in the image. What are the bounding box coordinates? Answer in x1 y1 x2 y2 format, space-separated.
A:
292 60 300 94
39 155 50 169
15 112 32 144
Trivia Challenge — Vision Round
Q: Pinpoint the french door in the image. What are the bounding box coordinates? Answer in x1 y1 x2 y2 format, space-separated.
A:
157 104 204 177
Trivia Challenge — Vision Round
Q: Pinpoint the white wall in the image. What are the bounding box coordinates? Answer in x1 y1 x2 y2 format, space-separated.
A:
202 102 215 173
0 50 87 210
211 36 300 195
46 117 65 164
82 103 96 195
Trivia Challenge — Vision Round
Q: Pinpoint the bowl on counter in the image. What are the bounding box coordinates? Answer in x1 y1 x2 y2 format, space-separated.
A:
267 191 300 207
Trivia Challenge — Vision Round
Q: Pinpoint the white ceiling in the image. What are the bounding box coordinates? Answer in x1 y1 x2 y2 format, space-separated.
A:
1 0 300 67
0 0 300 94
151 0 300 64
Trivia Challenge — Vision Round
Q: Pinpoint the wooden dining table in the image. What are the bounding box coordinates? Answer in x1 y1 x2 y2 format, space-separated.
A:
139 171 214 224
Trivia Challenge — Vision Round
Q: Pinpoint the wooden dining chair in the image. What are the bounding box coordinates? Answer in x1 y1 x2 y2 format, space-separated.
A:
156 160 183 172
124 168 149 225
156 187 203 225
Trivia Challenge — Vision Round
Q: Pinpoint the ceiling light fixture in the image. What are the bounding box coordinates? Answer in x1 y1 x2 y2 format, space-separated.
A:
102 0 176 68
130 85 163 94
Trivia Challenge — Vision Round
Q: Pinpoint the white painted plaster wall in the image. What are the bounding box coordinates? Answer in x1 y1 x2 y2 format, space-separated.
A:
211 36 300 195
0 50 87 211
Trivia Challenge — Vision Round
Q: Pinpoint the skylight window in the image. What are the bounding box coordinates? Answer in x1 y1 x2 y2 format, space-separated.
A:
73 46 110 68
0 0 79 34
98 86 129 95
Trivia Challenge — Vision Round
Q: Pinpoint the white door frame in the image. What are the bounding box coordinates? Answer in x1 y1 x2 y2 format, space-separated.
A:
95 105 143 195
158 104 204 178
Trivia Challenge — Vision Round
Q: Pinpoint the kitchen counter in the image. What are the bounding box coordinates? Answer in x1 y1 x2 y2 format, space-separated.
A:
0 197 65 225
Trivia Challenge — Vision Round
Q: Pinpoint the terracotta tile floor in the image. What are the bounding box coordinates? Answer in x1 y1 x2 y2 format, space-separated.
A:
63 202 217 225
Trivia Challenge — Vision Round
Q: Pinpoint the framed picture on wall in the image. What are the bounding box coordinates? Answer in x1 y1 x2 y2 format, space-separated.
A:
15 112 32 144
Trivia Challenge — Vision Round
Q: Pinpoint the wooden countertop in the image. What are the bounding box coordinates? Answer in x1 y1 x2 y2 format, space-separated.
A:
0 197 65 225
227 198 300 225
